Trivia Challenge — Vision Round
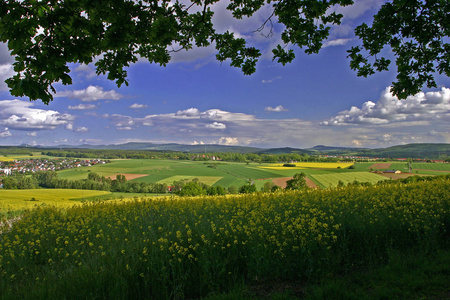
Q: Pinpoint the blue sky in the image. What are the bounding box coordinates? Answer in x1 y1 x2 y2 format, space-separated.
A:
0 0 449 149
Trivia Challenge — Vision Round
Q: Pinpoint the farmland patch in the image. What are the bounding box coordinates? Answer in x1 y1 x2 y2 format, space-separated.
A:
272 177 318 188
311 172 387 188
157 175 223 186
369 163 392 169
0 189 110 214
260 162 354 170
107 173 148 181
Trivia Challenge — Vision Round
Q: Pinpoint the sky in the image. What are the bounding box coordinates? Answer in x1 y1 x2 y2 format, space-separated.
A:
0 0 449 149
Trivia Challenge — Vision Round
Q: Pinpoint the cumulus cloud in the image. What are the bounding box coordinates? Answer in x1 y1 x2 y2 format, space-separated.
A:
56 85 123 102
74 64 96 79
175 107 201 117
0 127 11 138
0 99 74 130
68 104 98 110
206 122 226 130
322 87 450 126
129 103 148 109
265 105 288 113
75 127 89 133
0 64 14 91
27 132 37 137
216 137 239 145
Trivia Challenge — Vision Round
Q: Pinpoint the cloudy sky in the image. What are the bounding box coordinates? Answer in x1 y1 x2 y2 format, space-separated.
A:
0 0 449 149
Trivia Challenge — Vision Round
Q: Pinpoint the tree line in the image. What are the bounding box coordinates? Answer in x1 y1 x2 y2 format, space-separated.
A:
43 149 339 163
0 170 311 196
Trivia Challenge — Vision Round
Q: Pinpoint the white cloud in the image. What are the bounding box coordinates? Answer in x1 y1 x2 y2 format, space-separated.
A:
192 140 205 145
129 103 148 109
323 38 353 48
175 107 201 117
216 137 239 145
56 85 123 102
262 76 282 84
0 99 74 130
331 0 386 20
68 104 98 110
0 127 11 138
322 87 450 126
265 105 288 113
206 122 226 130
74 64 96 79
116 126 133 131
27 132 37 137
75 127 89 133
0 64 14 91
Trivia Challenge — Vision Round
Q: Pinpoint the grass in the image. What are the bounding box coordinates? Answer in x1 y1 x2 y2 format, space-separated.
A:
54 159 450 190
57 160 285 188
310 172 387 188
202 249 450 299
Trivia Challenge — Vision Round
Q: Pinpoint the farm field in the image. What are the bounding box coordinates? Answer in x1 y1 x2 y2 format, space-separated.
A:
0 176 448 299
0 156 14 162
0 189 110 218
54 159 447 190
311 172 387 188
259 162 354 170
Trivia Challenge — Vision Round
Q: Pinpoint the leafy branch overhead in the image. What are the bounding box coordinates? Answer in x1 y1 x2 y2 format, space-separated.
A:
0 0 448 104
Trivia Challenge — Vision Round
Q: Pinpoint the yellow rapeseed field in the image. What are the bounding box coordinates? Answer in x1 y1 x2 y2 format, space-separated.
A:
0 176 448 299
0 156 15 162
260 162 354 170
0 189 111 211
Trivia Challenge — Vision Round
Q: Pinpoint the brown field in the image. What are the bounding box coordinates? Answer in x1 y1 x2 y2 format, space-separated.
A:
107 173 148 180
369 163 392 169
272 177 318 189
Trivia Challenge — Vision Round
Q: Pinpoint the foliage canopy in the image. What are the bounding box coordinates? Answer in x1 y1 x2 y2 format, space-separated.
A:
0 0 448 103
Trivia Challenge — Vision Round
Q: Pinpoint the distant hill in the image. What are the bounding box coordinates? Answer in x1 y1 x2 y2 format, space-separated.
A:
3 142 449 159
256 147 314 155
56 142 261 153
357 143 450 159
309 145 369 152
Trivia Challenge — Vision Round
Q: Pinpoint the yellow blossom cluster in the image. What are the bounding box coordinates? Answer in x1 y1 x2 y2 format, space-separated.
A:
0 177 449 299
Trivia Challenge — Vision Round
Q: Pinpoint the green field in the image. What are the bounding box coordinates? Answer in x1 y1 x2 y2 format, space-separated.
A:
57 160 283 188
54 159 448 190
311 172 387 188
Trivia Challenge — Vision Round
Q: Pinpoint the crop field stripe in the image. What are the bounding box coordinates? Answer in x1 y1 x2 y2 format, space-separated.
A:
156 176 223 186
311 172 387 187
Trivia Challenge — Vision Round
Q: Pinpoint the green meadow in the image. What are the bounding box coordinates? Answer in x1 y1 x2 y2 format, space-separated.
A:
54 159 450 190
311 172 387 188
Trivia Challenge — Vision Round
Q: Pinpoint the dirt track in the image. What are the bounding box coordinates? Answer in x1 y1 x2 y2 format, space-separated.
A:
107 173 148 180
272 177 318 189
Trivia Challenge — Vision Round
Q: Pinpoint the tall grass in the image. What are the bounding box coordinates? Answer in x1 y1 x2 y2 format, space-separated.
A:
0 177 449 299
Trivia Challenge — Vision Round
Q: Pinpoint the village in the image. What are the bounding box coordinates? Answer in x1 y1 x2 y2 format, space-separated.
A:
0 158 108 176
